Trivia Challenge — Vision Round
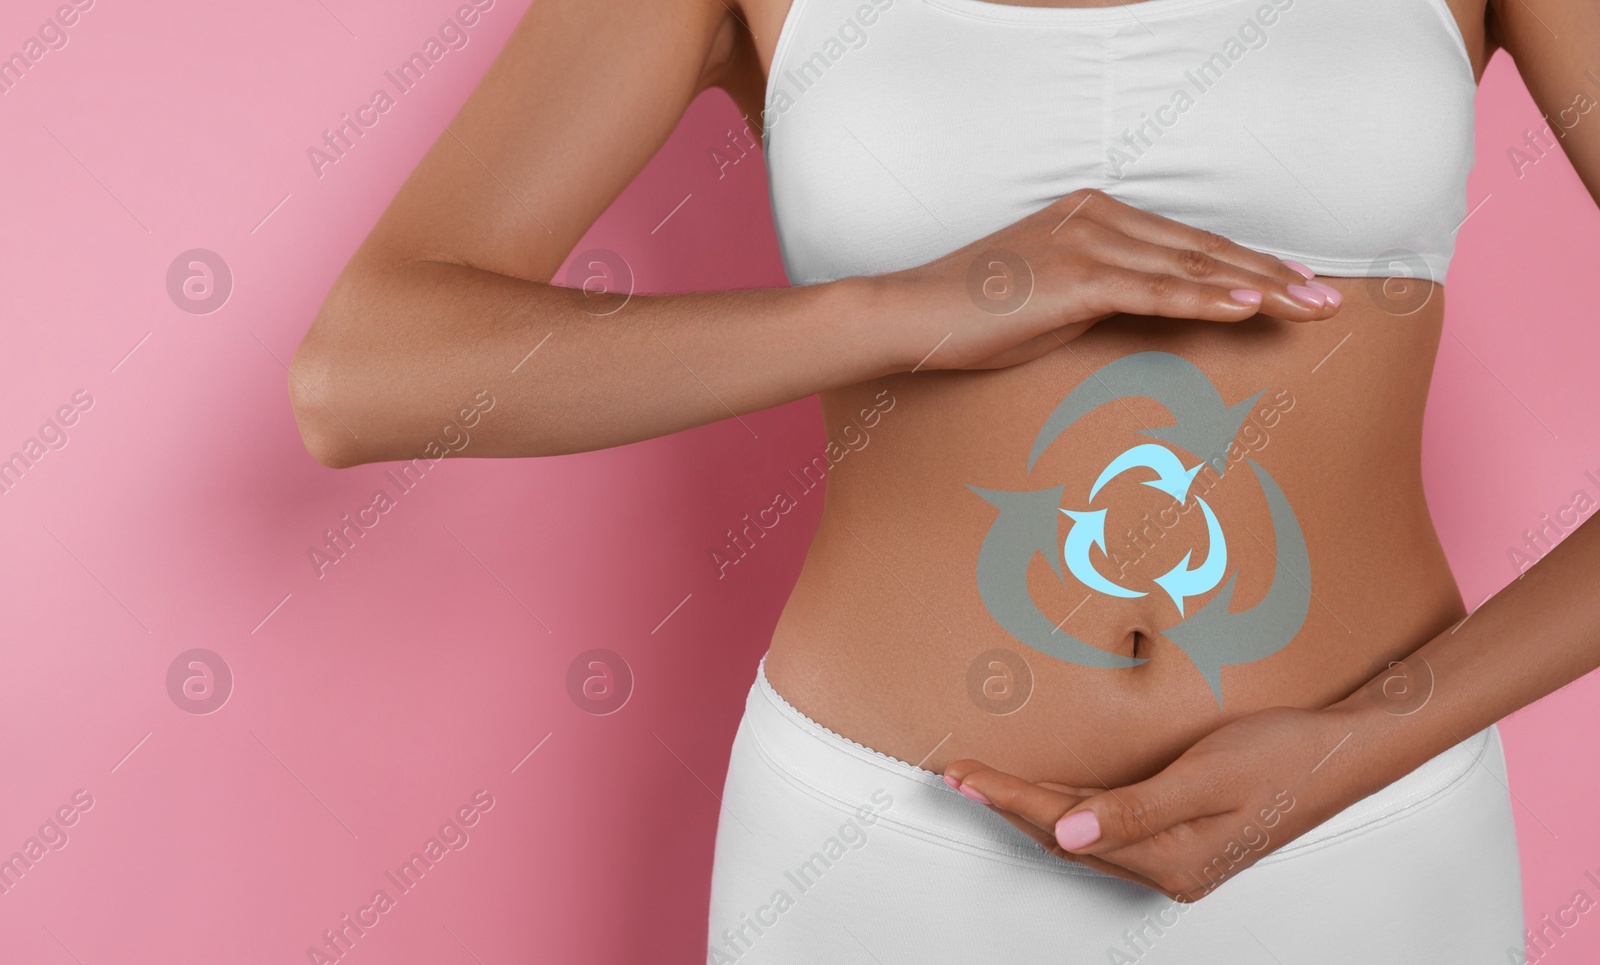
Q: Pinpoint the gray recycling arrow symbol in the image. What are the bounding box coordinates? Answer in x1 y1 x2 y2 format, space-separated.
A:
1028 352 1264 476
970 351 1311 705
967 484 1146 669
1160 458 1311 702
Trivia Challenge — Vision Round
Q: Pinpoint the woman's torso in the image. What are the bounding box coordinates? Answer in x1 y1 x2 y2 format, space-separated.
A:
727 0 1494 788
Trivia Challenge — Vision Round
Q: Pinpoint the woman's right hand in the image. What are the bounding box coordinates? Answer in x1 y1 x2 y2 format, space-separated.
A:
292 0 1346 464
875 188 1343 372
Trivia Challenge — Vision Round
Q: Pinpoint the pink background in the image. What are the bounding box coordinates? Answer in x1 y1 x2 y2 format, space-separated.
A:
1 1 1597 962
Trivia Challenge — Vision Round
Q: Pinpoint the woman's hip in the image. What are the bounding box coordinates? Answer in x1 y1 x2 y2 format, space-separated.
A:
706 655 1523 964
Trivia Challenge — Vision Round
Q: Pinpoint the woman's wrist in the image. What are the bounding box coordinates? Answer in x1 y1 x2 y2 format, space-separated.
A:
843 269 953 376
1314 654 1477 806
772 273 919 385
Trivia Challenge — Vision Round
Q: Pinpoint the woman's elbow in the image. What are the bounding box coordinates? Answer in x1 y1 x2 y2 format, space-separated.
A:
288 334 364 469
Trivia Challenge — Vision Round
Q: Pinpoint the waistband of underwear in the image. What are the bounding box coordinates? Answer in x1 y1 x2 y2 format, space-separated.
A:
742 654 1497 876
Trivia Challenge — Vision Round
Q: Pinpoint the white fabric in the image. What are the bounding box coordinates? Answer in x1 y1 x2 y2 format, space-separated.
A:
707 657 1523 963
762 0 1477 286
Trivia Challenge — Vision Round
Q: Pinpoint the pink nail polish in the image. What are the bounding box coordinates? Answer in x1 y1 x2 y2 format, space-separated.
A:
1307 280 1343 307
1281 259 1316 281
1287 284 1325 307
1055 810 1101 850
957 784 991 806
1228 289 1262 306
943 775 961 791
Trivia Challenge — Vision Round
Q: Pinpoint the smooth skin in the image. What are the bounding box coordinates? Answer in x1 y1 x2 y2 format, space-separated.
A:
289 0 1600 908
938 0 1600 904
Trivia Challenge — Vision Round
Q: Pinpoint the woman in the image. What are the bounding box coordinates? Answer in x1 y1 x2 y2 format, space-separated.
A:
288 0 1600 959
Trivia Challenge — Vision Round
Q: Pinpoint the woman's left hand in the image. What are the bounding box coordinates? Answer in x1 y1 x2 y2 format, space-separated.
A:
943 703 1375 902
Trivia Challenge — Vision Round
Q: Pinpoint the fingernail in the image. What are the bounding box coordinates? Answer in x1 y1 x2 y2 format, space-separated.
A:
1228 289 1262 306
1055 810 1101 850
1307 280 1343 307
1287 284 1326 307
957 784 991 806
942 775 961 791
1281 259 1316 280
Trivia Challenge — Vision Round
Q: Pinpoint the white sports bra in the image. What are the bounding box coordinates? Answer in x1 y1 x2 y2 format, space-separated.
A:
761 0 1478 287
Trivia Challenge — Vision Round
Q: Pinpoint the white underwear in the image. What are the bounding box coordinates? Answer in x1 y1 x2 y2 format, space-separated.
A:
706 656 1523 963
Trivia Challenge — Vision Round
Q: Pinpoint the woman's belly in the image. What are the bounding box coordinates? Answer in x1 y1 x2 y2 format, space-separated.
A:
764 277 1466 789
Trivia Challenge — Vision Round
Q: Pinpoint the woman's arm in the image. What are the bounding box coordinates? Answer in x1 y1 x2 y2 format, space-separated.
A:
943 0 1600 901
1315 0 1600 821
288 0 1336 467
288 0 896 466
945 514 1600 903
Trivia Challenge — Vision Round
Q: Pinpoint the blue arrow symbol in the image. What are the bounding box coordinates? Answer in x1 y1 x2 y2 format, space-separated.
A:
968 485 1146 669
1159 459 1311 705
968 352 1304 698
1060 509 1146 599
1088 443 1204 503
1152 496 1228 616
